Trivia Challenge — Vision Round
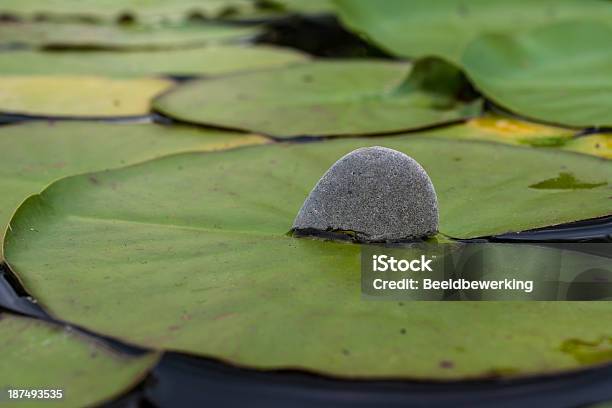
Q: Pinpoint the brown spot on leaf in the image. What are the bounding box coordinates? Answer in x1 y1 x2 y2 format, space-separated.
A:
439 360 454 369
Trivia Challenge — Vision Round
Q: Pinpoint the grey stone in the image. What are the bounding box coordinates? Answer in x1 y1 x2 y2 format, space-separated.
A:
292 146 438 242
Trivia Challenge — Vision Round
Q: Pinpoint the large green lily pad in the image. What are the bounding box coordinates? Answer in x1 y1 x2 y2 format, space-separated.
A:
0 21 259 50
0 46 307 77
334 0 612 62
5 137 612 379
461 21 612 128
0 313 158 407
153 61 481 137
0 0 258 23
0 76 172 117
0 121 266 260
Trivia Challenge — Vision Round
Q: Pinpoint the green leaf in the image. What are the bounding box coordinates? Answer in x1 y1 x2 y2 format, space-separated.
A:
430 115 575 147
0 121 266 260
0 313 158 407
5 137 611 379
395 57 478 108
425 116 612 160
0 46 306 117
587 401 612 408
0 46 308 77
0 21 260 50
461 21 612 128
334 0 612 62
264 0 335 14
0 76 172 117
153 61 481 137
0 0 334 24
0 0 259 23
563 134 612 159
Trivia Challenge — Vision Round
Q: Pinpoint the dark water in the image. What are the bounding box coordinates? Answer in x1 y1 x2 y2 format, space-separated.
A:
491 216 612 243
139 352 612 408
0 112 153 126
0 263 48 319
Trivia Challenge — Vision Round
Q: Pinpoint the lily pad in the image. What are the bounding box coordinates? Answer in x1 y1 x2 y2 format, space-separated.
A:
423 116 612 160
0 76 172 117
5 137 612 379
334 0 612 62
0 121 266 260
0 21 260 50
0 0 258 23
563 135 612 160
430 115 575 148
153 61 481 137
0 313 158 407
461 21 612 128
266 0 335 15
221 0 336 21
0 46 308 77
